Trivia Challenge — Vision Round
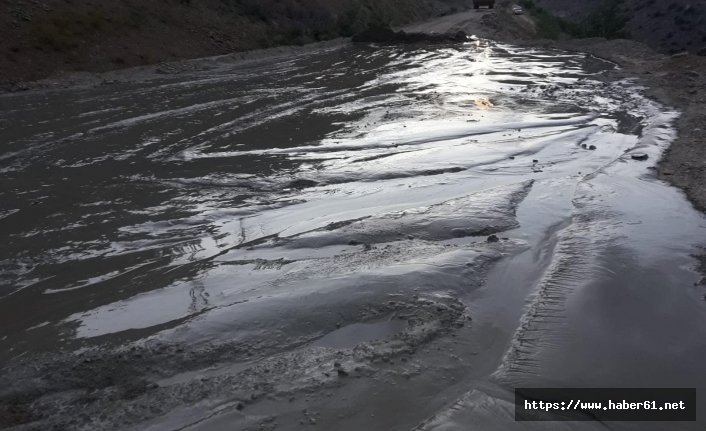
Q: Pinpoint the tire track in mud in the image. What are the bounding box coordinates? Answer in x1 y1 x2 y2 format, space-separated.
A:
492 208 619 385
492 91 677 387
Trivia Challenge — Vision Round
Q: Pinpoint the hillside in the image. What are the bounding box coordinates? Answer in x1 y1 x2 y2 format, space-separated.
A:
533 0 706 54
0 0 469 84
625 0 706 54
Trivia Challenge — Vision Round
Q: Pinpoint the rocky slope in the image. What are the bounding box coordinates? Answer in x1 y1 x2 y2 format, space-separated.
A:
533 0 706 54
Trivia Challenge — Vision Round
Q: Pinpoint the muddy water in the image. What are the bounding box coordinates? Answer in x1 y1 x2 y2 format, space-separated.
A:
1 40 705 430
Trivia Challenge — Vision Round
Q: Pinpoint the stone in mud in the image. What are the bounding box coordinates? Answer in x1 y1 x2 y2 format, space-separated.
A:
486 235 499 243
631 153 649 161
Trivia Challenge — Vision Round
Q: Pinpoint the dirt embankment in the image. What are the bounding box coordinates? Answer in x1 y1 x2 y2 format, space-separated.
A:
0 0 468 85
642 55 706 213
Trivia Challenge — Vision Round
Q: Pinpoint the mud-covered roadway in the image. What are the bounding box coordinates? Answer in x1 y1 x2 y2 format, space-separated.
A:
1 33 706 431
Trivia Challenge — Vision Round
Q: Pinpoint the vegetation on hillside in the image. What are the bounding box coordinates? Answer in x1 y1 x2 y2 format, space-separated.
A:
519 0 628 40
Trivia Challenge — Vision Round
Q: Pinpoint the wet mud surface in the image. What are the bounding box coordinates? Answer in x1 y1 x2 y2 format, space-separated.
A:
1 39 706 430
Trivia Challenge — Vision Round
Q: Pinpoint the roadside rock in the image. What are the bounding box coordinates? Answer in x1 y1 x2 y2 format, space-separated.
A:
631 153 649 161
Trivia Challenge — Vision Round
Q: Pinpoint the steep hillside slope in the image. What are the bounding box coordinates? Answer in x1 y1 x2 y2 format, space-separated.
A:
1 0 469 83
625 0 706 54
533 0 706 54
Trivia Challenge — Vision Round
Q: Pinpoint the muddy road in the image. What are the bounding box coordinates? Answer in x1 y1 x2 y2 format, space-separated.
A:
1 39 706 430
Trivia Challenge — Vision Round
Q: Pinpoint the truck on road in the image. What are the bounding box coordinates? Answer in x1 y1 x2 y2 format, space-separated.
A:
473 0 495 8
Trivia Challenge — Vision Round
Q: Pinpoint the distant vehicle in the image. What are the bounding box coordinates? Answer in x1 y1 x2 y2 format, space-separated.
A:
473 0 495 9
512 5 524 14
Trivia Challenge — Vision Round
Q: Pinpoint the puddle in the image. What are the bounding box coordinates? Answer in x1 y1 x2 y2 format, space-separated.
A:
312 319 408 349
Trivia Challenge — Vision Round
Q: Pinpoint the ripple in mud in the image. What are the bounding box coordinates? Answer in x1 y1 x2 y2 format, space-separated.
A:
277 180 533 248
3 37 705 431
1 293 468 431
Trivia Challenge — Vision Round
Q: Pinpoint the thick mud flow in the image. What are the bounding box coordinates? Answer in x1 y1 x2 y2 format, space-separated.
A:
1 40 706 430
